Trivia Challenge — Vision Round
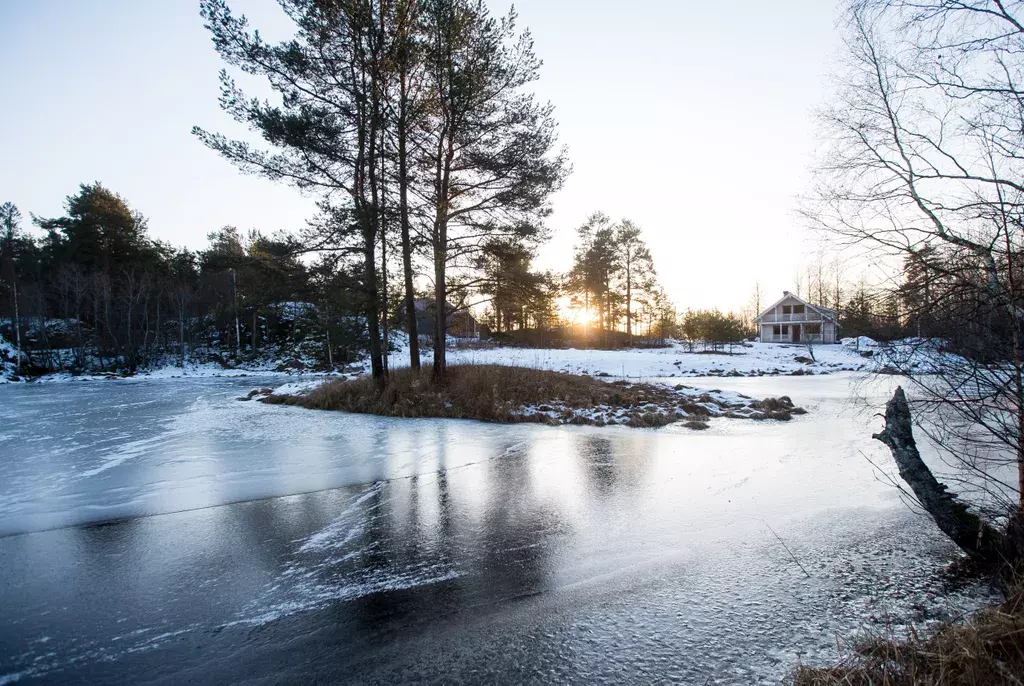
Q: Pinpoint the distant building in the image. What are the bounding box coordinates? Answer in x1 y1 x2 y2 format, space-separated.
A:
755 291 838 343
413 298 480 339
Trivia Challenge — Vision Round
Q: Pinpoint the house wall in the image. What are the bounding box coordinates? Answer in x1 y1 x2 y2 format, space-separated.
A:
823 321 836 344
759 319 837 343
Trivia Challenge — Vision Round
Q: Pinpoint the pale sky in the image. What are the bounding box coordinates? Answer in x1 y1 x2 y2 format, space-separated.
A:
0 0 842 312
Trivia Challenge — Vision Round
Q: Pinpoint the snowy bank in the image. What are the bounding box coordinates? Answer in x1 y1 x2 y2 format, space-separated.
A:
379 339 883 379
0 330 971 386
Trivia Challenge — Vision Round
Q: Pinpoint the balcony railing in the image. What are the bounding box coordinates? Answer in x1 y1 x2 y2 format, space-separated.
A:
764 333 824 343
760 312 829 323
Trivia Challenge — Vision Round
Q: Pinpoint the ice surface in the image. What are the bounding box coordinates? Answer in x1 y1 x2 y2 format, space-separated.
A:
0 372 1002 684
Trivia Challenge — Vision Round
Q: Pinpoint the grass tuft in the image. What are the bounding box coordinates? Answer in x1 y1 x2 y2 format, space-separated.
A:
789 580 1024 686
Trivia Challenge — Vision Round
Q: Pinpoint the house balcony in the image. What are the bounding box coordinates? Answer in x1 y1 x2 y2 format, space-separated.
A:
759 313 825 323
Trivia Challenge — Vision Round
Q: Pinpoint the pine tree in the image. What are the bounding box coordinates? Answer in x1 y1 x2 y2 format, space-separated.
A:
419 0 568 378
0 202 23 370
195 0 391 386
615 219 655 346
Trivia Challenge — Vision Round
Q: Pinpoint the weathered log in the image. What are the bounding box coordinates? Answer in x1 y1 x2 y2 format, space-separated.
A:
873 387 1005 562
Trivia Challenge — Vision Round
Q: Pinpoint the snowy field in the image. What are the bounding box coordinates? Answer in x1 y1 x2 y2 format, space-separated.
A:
1 331 926 386
419 339 878 379
0 371 999 684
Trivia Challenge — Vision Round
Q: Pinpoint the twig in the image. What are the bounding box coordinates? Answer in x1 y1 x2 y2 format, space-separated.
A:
764 520 812 578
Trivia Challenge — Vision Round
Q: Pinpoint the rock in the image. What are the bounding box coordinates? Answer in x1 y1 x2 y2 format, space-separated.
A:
237 387 274 401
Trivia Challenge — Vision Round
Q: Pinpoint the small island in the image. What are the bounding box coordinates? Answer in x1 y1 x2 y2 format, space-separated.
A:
258 364 805 428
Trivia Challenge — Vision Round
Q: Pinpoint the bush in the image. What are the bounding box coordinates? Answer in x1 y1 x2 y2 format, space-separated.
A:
680 309 746 352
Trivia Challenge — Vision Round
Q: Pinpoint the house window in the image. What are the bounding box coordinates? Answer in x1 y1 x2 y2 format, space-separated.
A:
782 305 791 314
781 325 789 334
805 323 821 334
793 305 804 314
772 325 781 335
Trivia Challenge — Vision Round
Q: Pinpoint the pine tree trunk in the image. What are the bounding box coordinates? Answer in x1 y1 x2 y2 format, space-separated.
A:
397 8 420 372
432 121 454 381
584 291 589 348
380 154 389 376
155 297 161 358
625 258 632 348
326 326 333 369
364 237 385 385
11 276 21 372
179 306 185 366
231 268 240 360
433 227 447 380
365 47 386 388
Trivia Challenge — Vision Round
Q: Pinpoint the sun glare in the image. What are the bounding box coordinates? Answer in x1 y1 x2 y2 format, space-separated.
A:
555 296 596 326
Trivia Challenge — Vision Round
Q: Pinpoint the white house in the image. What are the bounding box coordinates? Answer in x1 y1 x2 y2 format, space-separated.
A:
756 291 838 344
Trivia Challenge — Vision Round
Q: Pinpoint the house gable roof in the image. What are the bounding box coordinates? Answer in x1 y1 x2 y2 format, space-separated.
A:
756 292 837 322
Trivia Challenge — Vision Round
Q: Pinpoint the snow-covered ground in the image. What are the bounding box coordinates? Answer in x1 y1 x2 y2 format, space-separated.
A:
0 334 17 382
0 324 962 386
390 338 880 379
22 361 343 384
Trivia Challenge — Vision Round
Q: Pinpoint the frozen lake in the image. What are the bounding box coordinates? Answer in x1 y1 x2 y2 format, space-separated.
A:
0 373 994 684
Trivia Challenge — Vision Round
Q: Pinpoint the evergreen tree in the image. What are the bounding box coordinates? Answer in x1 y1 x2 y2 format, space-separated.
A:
0 202 24 370
615 219 655 345
36 183 153 276
391 0 426 371
195 0 391 386
476 237 545 331
567 212 618 340
419 0 568 377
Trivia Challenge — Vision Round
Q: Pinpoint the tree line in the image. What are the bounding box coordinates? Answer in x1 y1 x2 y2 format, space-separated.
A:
0 184 370 376
563 212 678 346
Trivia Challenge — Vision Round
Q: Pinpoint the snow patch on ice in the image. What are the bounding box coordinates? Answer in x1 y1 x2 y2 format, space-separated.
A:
299 481 384 552
234 481 464 627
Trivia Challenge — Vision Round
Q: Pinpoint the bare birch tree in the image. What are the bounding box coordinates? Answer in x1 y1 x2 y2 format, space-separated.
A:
809 0 1024 557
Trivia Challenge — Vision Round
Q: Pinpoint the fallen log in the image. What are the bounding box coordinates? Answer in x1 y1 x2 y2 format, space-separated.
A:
873 386 1005 562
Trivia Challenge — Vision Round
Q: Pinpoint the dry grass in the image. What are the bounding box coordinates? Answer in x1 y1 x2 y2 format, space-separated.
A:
790 582 1024 686
261 364 800 427
263 364 671 424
